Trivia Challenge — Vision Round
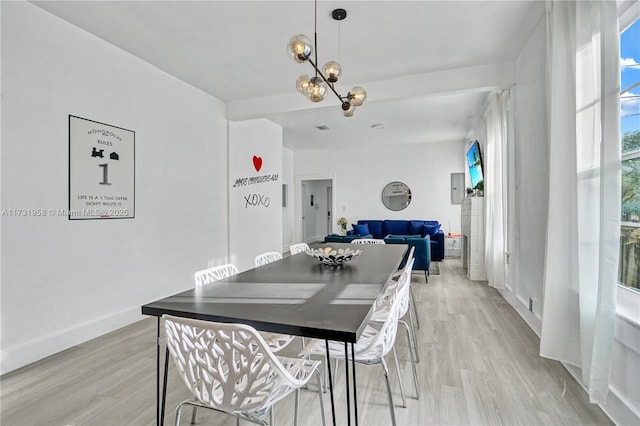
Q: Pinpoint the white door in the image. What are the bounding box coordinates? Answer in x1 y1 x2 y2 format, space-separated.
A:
450 172 465 204
327 187 333 234
301 181 317 243
299 178 334 243
301 183 308 242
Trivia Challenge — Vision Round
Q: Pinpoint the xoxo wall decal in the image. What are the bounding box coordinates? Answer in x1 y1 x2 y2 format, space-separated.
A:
244 193 270 208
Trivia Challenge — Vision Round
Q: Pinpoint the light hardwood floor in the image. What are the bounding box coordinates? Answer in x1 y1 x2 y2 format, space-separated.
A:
1 259 612 425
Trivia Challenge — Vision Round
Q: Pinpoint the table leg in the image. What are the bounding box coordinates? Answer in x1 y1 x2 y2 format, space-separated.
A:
344 343 351 426
351 343 358 426
161 347 169 425
325 340 337 426
156 317 160 426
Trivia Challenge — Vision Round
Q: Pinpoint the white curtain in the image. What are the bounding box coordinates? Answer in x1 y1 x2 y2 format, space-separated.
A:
540 0 621 403
484 91 509 290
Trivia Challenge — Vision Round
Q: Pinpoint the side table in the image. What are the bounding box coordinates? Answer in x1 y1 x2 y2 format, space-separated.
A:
445 233 462 258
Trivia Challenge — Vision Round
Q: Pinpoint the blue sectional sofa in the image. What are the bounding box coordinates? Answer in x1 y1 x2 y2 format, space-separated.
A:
323 229 431 281
348 219 445 261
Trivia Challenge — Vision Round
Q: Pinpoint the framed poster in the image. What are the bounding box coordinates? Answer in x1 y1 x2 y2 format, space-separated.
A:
68 115 135 219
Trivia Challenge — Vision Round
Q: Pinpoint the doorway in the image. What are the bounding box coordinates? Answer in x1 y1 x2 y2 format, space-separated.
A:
298 178 334 243
326 186 332 234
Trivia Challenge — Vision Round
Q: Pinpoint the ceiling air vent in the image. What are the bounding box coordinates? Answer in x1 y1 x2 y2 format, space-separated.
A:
315 125 330 131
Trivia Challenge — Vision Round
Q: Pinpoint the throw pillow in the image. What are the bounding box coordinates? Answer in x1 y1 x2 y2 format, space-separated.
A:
422 223 440 238
353 223 370 236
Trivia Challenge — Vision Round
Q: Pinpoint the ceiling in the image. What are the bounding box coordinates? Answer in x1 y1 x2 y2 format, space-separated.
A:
32 0 544 150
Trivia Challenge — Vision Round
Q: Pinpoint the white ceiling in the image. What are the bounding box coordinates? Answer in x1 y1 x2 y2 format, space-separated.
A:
32 0 544 150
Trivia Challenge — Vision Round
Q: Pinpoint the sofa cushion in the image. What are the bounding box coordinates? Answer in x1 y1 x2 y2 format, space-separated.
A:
325 234 372 243
409 220 425 235
422 223 440 238
385 234 422 240
359 220 384 239
352 223 370 236
383 235 406 244
383 220 409 235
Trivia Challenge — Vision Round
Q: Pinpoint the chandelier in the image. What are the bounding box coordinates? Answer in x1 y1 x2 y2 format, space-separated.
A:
286 2 366 117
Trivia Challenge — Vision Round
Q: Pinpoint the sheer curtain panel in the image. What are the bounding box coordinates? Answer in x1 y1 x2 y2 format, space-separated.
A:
540 0 621 403
483 90 510 290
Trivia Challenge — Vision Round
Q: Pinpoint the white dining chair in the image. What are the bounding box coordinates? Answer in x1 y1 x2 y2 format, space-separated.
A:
191 263 296 424
370 257 420 401
194 264 239 287
193 264 294 352
392 246 420 331
351 238 386 245
255 251 283 267
289 242 310 255
299 270 408 426
326 258 418 407
164 315 326 426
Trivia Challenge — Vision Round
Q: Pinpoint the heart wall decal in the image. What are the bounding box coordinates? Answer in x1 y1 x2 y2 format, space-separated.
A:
252 155 263 172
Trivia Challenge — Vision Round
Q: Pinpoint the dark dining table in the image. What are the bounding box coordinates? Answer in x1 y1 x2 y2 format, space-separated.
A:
141 242 408 426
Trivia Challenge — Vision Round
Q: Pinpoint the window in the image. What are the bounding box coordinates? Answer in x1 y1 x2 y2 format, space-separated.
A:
619 17 640 291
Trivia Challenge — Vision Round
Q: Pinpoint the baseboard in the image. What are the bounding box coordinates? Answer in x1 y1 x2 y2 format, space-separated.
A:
1 306 142 375
602 385 640 426
498 288 542 337
564 363 639 426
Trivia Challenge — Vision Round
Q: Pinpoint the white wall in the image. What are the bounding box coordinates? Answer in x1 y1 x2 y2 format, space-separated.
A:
501 16 548 332
228 119 283 272
466 12 548 334
282 147 295 252
0 2 229 373
291 141 466 239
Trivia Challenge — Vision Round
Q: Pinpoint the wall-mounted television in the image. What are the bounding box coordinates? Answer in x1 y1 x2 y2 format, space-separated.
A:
466 140 484 190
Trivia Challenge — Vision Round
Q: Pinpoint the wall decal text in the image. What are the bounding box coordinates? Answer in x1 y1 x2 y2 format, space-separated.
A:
232 174 279 188
244 193 270 208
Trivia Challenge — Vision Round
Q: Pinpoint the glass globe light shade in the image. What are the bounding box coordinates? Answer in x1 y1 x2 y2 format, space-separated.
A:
287 34 313 63
296 75 311 95
350 86 367 106
343 103 356 117
307 77 327 102
322 61 342 83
